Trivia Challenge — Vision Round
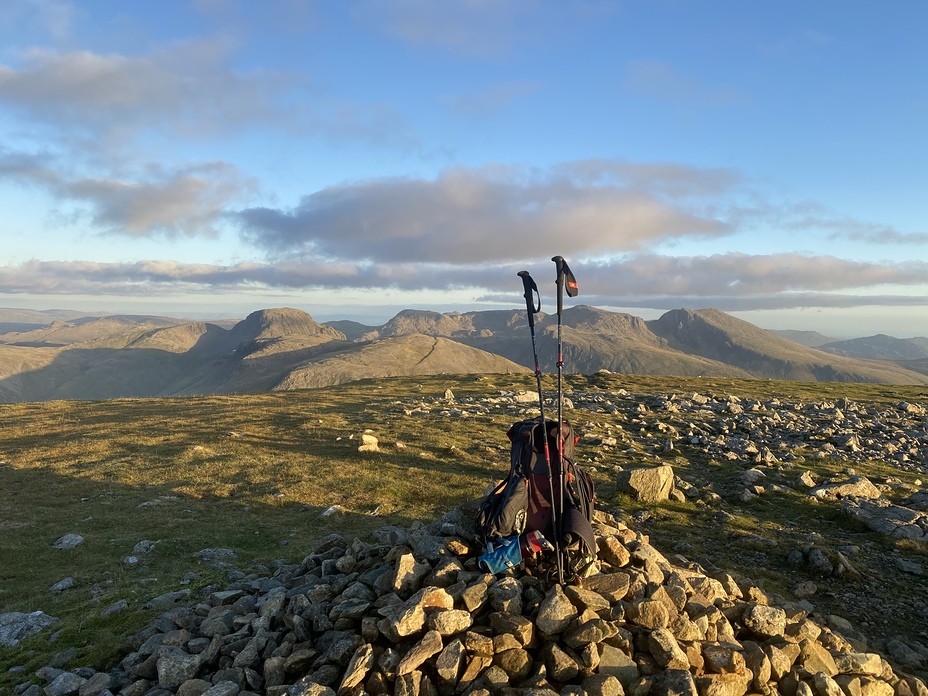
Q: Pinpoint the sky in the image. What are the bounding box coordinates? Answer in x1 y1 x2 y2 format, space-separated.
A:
1 0 927 337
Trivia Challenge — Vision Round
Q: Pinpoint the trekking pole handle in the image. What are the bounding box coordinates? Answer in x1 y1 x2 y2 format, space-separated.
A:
517 271 541 328
552 256 566 316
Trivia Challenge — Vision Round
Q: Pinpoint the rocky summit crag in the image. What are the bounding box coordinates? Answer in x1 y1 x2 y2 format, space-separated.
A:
9 502 928 696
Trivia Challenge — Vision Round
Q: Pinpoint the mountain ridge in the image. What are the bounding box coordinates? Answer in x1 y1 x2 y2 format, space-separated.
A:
1 305 927 402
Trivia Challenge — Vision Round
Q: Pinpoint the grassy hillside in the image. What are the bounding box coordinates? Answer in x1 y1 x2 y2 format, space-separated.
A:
2 374 928 686
649 308 928 384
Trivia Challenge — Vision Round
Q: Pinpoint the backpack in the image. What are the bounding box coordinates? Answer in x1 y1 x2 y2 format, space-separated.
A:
475 416 597 564
513 417 598 578
474 465 529 546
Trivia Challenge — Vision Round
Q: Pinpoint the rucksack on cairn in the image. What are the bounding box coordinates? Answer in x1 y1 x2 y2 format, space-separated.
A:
474 416 596 581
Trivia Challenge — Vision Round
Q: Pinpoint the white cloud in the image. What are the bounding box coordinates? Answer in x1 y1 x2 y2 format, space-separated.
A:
234 161 736 263
0 149 257 237
576 253 928 298
0 42 295 141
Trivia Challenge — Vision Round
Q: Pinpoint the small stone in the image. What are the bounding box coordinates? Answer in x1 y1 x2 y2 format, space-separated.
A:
742 604 787 638
49 578 75 593
792 581 817 599
397 630 443 675
52 534 85 550
132 540 156 555
99 599 128 618
535 584 579 635
44 672 87 696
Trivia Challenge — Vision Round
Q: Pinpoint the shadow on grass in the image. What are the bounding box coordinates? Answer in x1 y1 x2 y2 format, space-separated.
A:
0 458 437 683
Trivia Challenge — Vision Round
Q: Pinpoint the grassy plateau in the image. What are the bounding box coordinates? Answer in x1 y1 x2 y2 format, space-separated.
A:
1 373 928 686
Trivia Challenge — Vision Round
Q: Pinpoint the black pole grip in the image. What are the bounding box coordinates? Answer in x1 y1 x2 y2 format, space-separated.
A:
552 256 566 316
517 271 540 328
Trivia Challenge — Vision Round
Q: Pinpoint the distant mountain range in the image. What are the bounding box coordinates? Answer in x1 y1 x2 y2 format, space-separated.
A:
1 305 927 402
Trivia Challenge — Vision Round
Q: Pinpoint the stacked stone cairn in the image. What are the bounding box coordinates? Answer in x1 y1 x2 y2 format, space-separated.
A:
34 505 928 696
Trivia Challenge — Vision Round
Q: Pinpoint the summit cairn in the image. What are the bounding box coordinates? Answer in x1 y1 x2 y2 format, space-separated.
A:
20 504 926 696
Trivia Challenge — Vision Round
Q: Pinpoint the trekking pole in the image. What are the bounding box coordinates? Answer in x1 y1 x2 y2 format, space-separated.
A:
551 256 578 584
517 270 562 583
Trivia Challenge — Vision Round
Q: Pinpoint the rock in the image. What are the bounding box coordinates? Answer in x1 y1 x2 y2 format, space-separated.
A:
742 604 787 638
0 611 59 648
812 476 882 500
808 548 834 575
886 639 927 669
833 653 884 676
799 638 839 676
648 628 689 669
26 492 912 696
99 599 129 618
49 577 75 593
143 590 190 610
427 608 472 635
357 430 379 453
132 540 156 555
616 465 675 502
201 681 240 696
157 653 202 690
397 630 443 675
338 643 374 691
799 471 817 488
895 558 923 575
598 536 632 567
514 391 540 404
648 669 699 696
841 498 928 541
542 642 580 682
694 671 752 696
535 584 578 635
599 644 640 688
52 534 85 550
44 672 87 696
583 571 630 602
792 581 817 599
493 648 533 681
195 548 238 562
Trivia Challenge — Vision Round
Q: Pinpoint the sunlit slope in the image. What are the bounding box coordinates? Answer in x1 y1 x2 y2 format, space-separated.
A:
648 308 928 385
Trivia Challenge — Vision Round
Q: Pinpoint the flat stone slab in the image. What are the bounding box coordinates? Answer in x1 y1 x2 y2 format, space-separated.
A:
0 611 59 647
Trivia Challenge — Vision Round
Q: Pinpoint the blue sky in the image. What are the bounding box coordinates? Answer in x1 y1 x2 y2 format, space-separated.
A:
1 0 926 336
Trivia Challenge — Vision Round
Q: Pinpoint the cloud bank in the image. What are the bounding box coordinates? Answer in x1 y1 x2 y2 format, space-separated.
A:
3 253 927 313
